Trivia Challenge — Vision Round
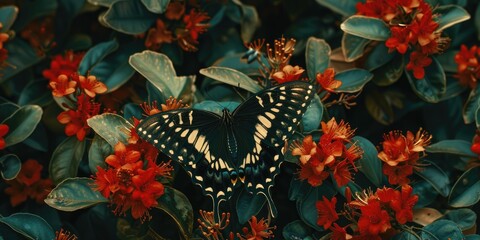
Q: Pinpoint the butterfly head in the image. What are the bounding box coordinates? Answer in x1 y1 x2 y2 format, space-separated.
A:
221 108 233 124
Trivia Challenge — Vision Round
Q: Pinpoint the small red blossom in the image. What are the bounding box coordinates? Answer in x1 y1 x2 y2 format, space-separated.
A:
357 198 391 236
0 123 9 149
454 45 480 89
316 196 338 229
330 224 350 240
0 23 9 50
238 216 276 240
316 68 342 93
165 2 185 20
291 135 316 164
183 9 209 41
383 163 413 185
471 132 480 155
321 117 355 142
42 51 84 83
272 65 305 84
55 229 78 240
57 94 101 141
409 2 438 47
406 51 432 79
385 27 410 54
77 75 107 98
49 74 77 97
198 210 231 239
390 185 418 224
145 19 173 50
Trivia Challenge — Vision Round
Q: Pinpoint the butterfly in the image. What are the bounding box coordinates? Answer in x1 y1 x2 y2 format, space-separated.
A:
136 81 315 217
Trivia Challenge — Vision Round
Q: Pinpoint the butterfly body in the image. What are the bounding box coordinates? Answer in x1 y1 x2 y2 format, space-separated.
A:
137 81 315 217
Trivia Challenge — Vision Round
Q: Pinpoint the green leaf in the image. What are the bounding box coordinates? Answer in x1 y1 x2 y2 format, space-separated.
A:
436 5 471 31
442 209 476 230
303 95 323 132
0 213 55 240
141 0 170 13
78 39 119 75
282 220 314 240
305 37 331 81
87 113 133 147
88 134 111 173
436 50 458 73
0 39 43 82
416 161 450 197
129 50 190 98
420 220 464 240
288 178 313 201
236 190 267 224
87 0 121 7
0 6 19 31
102 0 156 34
314 0 357 17
341 33 371 62
449 166 480 207
466 235 480 240
49 136 87 184
439 77 466 101
237 2 260 42
156 186 193 240
372 53 404 86
199 66 262 93
334 69 372 93
0 102 19 122
0 154 21 180
412 180 438 208
426 139 477 158
406 57 446 103
364 44 395 71
297 182 336 231
18 79 52 107
1 105 42 147
340 16 391 41
45 177 108 211
353 136 382 186
365 89 394 125
463 86 480 124
64 33 92 51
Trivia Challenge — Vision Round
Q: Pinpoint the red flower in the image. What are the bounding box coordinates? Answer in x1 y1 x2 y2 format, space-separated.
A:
406 51 432 79
272 65 305 84
0 123 9 149
316 196 339 229
55 229 78 240
383 164 413 185
333 160 353 187
49 74 77 97
57 94 101 141
183 9 209 41
298 158 330 187
42 51 84 82
130 168 165 219
292 135 317 164
409 2 438 47
0 23 9 49
330 223 350 240
454 45 480 89
77 75 107 98
357 198 391 236
390 185 418 224
145 19 173 50
238 216 276 240
385 26 411 54
321 117 355 142
316 68 342 93
165 2 185 20
16 159 43 186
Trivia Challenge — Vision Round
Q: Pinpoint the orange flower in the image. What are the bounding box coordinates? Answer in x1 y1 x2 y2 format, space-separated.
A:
454 45 480 89
55 229 78 240
238 216 276 240
316 196 338 229
321 117 355 142
49 74 77 97
291 135 316 164
409 2 438 47
0 23 9 50
42 51 84 82
161 96 188 111
57 94 101 141
145 19 173 50
378 129 430 166
165 1 185 20
198 210 231 239
272 65 305 84
0 123 9 149
316 68 342 92
183 9 209 41
77 75 107 98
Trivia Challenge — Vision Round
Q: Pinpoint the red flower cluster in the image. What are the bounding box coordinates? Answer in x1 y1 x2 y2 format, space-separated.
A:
378 129 431 185
4 159 53 207
317 185 418 239
316 68 342 93
42 51 85 83
145 2 209 52
0 123 9 150
57 93 101 141
292 118 362 187
357 0 448 79
454 44 480 89
94 142 172 221
238 216 276 240
20 16 55 55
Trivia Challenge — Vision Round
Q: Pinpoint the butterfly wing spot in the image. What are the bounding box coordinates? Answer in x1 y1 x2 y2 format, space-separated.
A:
274 155 280 161
287 126 293 132
301 103 306 107
296 110 301 115
267 92 274 103
187 129 199 144
205 187 214 192
195 175 204 181
279 86 286 91
154 139 158 144
160 144 166 149
227 187 233 192
279 95 286 100
304 95 310 100
178 155 184 162
180 129 189 138
169 149 174 155
168 121 175 127
174 128 181 133
142 130 147 135
178 113 183 124
265 178 272 183
188 111 193 125
256 96 264 107
271 108 280 113
275 103 283 107
138 127 143 131
255 124 268 139
269 167 276 173
258 115 272 128
217 191 225 198
256 184 264 189
162 115 169 119
292 118 298 123
265 112 275 120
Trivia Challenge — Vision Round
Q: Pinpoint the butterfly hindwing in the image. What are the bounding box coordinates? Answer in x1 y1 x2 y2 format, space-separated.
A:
136 109 237 212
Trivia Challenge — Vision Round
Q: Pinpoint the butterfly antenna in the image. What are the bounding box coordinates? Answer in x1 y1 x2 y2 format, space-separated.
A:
260 191 278 219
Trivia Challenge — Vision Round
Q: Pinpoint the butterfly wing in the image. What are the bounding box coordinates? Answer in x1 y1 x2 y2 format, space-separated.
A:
232 81 315 217
136 109 237 213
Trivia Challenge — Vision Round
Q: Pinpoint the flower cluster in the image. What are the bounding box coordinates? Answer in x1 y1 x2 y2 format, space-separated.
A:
145 2 209 52
317 185 418 239
0 123 9 150
93 141 172 221
292 118 362 187
316 68 342 93
454 44 480 89
55 229 78 240
42 51 85 84
357 0 449 79
378 129 431 185
4 159 53 207
237 216 276 240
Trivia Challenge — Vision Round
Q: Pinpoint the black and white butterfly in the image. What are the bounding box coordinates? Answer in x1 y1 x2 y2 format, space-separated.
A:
136 81 315 217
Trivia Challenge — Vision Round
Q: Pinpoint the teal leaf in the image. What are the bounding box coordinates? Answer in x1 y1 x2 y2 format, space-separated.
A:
88 134 111 174
282 220 314 240
0 213 55 240
436 50 458 73
78 39 119 75
141 0 170 13
342 33 371 62
199 66 263 93
288 178 313 201
406 57 446 103
302 95 323 132
45 177 108 211
426 139 477 158
0 6 19 31
1 105 42 148
314 0 357 17
129 50 190 98
412 180 438 208
237 2 260 42
0 154 21 180
466 235 480 240
193 101 239 115
442 209 476 230
156 186 193 240
334 69 373 93
365 89 394 125
18 79 52 107
64 33 92 51
436 5 470 31
364 44 395 71
297 182 336 231
463 86 480 124
420 220 464 240
87 113 133 147
0 39 42 82
305 37 331 81
12 0 57 31
372 53 405 86
102 0 156 34
340 16 391 41
0 102 19 122
416 161 450 197
49 136 87 184
353 136 382 186
87 0 121 7
449 166 480 207
236 190 267 224
439 77 466 101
